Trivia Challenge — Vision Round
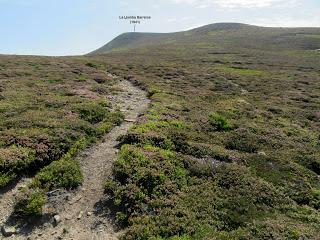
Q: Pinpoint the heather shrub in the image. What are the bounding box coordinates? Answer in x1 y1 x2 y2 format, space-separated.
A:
208 113 231 131
31 159 83 191
75 102 107 124
14 189 48 217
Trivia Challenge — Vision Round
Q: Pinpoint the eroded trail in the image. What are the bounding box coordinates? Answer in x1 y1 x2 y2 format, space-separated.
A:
0 179 32 229
0 78 149 240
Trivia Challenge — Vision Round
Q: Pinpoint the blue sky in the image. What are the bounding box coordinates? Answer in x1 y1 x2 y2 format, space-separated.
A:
0 0 319 56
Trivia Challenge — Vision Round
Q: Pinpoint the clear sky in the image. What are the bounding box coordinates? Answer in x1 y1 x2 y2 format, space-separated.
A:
0 0 319 56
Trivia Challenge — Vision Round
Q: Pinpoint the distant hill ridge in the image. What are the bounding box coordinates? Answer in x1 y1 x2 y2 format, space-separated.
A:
89 22 320 54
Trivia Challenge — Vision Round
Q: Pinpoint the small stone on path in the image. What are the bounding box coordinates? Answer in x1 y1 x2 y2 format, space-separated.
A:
54 215 61 225
125 118 135 122
1 226 17 237
77 211 84 219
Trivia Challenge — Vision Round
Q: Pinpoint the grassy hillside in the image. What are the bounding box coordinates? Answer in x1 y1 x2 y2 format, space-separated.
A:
1 22 319 238
91 23 320 54
88 23 320 239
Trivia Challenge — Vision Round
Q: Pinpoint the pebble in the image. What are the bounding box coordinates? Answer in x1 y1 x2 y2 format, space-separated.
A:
258 151 267 156
53 215 61 225
125 119 135 122
17 185 27 190
69 195 82 205
1 226 17 237
77 211 84 219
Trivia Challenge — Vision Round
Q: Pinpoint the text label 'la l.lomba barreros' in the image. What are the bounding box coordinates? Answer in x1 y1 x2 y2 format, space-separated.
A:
119 16 151 20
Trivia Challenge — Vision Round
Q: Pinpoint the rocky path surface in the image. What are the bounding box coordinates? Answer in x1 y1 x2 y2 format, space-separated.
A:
0 78 150 240
0 179 32 230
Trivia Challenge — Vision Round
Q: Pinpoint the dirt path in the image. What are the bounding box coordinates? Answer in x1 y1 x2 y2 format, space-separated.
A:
0 78 150 240
0 179 32 228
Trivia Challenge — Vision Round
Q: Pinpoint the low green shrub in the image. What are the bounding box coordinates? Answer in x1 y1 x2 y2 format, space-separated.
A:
14 189 47 217
0 146 36 187
132 120 190 135
225 130 259 153
208 113 231 131
31 159 83 191
68 120 97 136
107 110 125 126
96 111 124 137
289 186 320 209
14 158 82 217
106 145 188 225
60 137 92 162
121 163 288 239
96 122 113 137
85 62 99 68
0 146 36 172
75 102 107 124
13 136 86 216
119 131 175 151
296 153 320 175
0 172 15 188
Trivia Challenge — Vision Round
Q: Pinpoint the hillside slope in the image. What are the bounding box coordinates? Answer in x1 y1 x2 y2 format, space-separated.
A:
1 22 320 239
88 22 320 239
90 23 320 54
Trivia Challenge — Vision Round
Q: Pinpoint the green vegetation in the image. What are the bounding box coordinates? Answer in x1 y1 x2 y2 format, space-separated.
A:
15 189 47 216
14 158 83 217
208 112 232 131
13 137 90 217
85 62 99 68
1 23 320 238
31 159 83 191
0 56 124 217
0 146 36 187
91 23 320 55
75 101 108 124
88 23 320 239
215 66 266 76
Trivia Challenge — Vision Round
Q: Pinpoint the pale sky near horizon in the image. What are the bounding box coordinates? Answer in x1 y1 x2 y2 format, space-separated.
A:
0 0 319 56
